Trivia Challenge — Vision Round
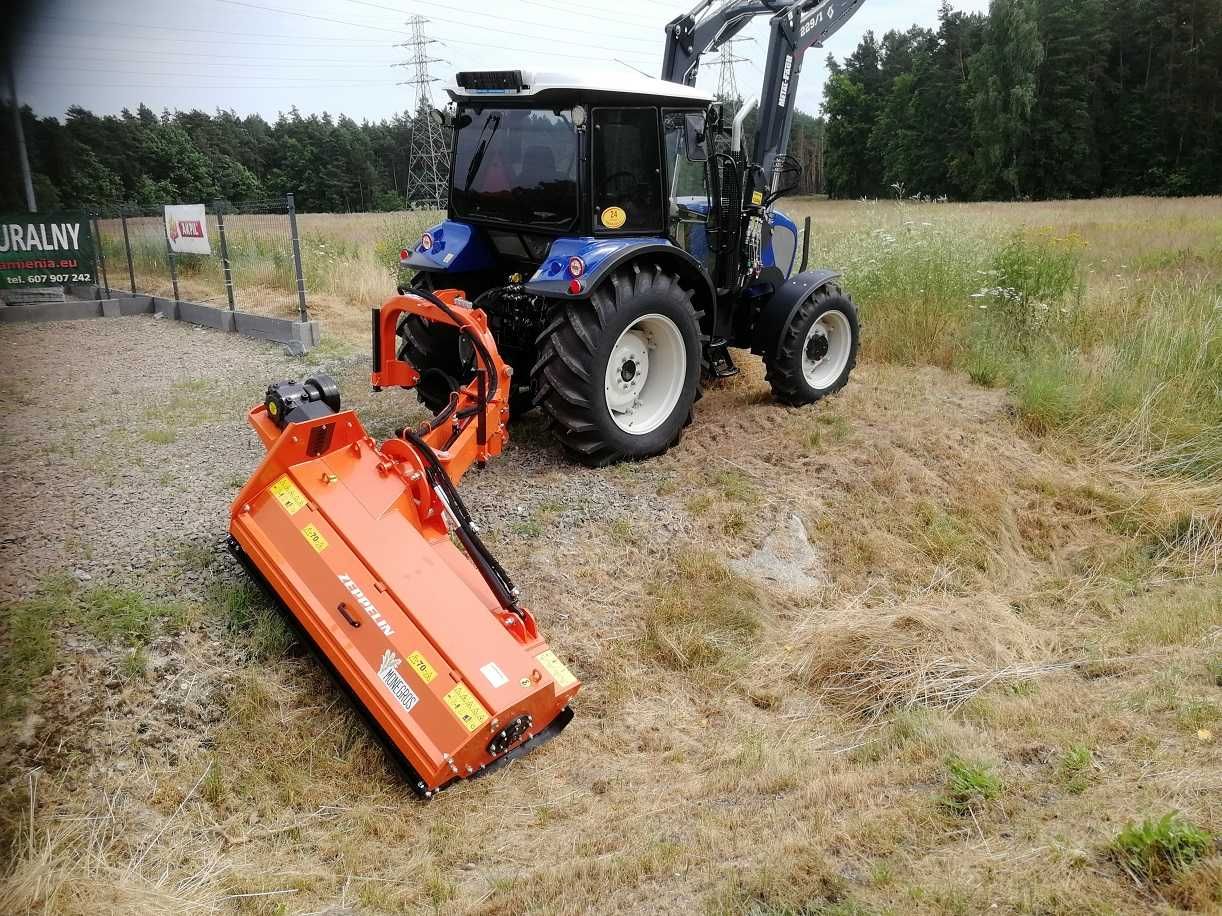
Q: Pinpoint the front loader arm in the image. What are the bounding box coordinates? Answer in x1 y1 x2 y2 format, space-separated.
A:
661 0 868 187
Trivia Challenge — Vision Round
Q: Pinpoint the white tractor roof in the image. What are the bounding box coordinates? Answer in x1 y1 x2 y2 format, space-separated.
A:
447 70 714 104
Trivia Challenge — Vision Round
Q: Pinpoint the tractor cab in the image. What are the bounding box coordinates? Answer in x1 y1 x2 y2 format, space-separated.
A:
410 71 718 274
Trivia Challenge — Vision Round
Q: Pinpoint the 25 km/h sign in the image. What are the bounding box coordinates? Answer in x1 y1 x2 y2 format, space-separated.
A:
0 212 96 289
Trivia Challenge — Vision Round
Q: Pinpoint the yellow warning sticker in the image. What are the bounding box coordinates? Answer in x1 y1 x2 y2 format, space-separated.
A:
270 474 307 515
443 683 489 732
301 523 329 553
536 649 577 689
407 650 437 684
751 190 764 206
600 205 627 229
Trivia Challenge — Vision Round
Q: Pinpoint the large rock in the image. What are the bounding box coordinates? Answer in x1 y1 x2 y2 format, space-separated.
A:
732 513 828 591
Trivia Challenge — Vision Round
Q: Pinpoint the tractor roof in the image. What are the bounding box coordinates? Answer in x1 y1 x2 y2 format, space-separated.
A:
448 70 713 106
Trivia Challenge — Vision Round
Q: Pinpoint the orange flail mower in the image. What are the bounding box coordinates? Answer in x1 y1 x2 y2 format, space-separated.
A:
228 288 579 796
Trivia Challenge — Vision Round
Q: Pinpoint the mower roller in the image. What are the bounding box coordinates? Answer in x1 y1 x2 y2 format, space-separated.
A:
228 287 579 796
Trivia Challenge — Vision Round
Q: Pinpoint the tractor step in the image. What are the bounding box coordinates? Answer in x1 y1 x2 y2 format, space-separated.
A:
705 339 740 379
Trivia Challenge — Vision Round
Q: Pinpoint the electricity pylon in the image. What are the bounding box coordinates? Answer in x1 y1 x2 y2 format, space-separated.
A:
396 15 449 209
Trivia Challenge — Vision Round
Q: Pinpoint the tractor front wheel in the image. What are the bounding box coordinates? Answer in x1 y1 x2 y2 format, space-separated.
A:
763 286 859 406
533 264 702 466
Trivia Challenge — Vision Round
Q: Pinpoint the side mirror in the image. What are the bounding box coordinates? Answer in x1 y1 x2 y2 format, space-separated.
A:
684 112 708 162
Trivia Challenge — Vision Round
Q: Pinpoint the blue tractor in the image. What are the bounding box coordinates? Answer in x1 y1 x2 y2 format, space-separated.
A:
394 0 866 465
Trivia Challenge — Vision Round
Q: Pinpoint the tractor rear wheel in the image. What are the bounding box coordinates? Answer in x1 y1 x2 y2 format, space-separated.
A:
533 264 702 466
397 274 467 414
763 286 859 406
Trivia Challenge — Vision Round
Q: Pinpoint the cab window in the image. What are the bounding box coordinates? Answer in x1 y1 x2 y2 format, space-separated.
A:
664 110 708 199
591 108 662 233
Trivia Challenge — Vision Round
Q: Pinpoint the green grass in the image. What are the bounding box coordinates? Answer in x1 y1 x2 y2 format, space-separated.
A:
0 578 187 723
826 212 1221 480
941 757 1003 815
210 579 296 661
1109 813 1214 885
1057 745 1094 795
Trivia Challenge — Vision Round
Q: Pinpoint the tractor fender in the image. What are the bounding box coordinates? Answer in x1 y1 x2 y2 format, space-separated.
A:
751 269 843 359
525 239 717 332
401 219 497 274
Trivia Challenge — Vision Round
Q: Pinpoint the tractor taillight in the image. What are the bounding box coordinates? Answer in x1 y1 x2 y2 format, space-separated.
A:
421 232 433 251
567 256 585 278
399 248 409 261
567 279 582 294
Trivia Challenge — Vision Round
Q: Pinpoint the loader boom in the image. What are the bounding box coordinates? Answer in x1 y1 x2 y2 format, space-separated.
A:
662 0 867 185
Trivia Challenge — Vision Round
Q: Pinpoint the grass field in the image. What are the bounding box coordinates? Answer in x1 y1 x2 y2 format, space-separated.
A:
2 195 1219 914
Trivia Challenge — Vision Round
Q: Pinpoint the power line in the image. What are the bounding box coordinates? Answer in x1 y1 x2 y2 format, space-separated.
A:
23 65 400 82
210 0 411 35
22 81 402 90
27 13 391 45
339 0 657 46
20 51 402 68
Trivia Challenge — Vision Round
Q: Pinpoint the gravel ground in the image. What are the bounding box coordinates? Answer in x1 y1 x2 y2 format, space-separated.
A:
0 316 317 600
0 314 696 603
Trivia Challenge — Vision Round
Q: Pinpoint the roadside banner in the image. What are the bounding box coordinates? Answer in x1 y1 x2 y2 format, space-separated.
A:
164 204 212 255
0 212 96 289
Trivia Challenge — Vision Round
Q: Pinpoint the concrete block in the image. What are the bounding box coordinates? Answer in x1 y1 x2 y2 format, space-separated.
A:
151 297 179 320
177 300 237 332
233 311 321 353
0 300 102 323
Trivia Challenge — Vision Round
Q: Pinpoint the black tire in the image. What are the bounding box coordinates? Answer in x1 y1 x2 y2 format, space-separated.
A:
532 263 703 466
397 274 467 414
398 274 537 419
763 286 859 406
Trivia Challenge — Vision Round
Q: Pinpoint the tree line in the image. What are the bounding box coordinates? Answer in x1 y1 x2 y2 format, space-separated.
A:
0 96 833 213
0 102 426 213
823 0 1222 200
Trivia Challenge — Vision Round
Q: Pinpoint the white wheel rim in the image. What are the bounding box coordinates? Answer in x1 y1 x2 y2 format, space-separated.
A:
604 313 686 435
801 309 852 390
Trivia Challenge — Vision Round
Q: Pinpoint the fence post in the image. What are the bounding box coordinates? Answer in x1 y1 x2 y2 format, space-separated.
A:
214 200 236 311
165 228 179 307
92 215 110 299
120 208 136 293
286 192 308 323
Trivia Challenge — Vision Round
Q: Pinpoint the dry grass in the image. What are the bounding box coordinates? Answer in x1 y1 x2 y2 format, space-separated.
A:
3 196 1221 915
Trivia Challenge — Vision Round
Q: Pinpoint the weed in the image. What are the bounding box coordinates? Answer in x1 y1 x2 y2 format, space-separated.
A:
1057 745 1093 794
73 586 184 645
1109 813 1213 885
210 579 295 661
121 646 148 680
1208 657 1222 688
942 756 1002 815
0 590 63 722
142 428 177 446
643 550 761 671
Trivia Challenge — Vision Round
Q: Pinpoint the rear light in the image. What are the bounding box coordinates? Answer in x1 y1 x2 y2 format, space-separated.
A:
567 256 585 278
399 248 409 261
567 279 582 295
421 232 433 251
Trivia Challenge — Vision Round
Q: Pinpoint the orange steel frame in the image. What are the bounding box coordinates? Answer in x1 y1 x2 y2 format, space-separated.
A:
229 290 578 795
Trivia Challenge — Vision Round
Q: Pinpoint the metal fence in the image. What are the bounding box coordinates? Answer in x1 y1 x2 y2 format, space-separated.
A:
91 194 309 320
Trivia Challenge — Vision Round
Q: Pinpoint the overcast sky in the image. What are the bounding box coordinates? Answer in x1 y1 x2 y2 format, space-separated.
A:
12 1 990 123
